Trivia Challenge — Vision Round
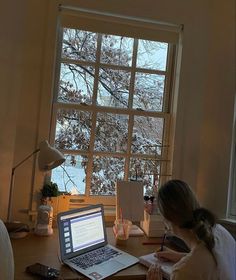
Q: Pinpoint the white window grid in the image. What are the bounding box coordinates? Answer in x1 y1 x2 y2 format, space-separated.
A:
49 26 176 201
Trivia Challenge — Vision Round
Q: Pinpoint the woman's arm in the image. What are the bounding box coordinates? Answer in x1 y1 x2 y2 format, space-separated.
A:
155 246 187 263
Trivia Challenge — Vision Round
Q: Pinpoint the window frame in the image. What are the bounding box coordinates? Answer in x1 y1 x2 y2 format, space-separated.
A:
48 8 180 206
227 96 236 219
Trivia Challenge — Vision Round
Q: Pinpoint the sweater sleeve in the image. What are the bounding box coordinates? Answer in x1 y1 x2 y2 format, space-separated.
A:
0 220 14 280
171 269 200 280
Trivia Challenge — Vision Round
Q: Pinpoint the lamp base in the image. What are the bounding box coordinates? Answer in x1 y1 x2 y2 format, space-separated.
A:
4 222 30 239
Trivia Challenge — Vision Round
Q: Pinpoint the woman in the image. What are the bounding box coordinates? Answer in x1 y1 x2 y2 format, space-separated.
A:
147 179 236 280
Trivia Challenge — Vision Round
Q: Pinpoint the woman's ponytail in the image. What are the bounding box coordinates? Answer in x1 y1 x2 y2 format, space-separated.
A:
181 207 216 263
192 208 215 252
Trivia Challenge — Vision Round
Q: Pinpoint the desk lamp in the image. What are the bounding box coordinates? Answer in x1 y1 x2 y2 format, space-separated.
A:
5 140 65 238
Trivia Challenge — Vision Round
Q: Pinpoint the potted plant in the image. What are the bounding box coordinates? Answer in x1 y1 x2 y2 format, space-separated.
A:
41 181 59 198
40 181 60 209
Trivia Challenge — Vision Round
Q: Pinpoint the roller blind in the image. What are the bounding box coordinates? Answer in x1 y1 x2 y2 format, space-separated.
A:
59 6 182 43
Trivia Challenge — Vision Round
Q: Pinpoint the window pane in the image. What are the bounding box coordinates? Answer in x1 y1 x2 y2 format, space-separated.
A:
97 68 130 108
53 27 174 200
58 63 94 104
51 154 87 194
132 116 164 155
133 73 165 111
94 113 128 152
62 29 97 61
90 156 125 195
129 158 160 196
55 108 92 151
100 35 134 66
136 40 168 71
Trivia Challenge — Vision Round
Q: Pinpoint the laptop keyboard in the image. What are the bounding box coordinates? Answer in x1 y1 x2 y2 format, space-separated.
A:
71 246 122 270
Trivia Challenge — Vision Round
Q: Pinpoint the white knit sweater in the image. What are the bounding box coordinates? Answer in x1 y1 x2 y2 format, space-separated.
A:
0 220 14 280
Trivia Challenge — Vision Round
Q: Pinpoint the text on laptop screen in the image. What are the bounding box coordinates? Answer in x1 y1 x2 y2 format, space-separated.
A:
60 207 105 255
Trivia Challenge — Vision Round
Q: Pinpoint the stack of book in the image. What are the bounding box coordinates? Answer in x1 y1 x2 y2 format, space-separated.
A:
140 210 165 237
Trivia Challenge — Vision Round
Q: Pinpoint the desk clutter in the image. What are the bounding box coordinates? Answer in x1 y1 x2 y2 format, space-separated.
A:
5 222 30 239
34 200 53 236
113 218 132 244
26 263 60 279
12 225 166 279
140 210 165 237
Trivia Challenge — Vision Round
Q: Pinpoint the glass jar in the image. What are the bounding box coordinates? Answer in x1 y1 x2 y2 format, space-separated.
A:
34 197 53 236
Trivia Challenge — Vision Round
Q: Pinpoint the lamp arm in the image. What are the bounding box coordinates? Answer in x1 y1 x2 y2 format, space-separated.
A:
12 148 40 172
7 148 40 222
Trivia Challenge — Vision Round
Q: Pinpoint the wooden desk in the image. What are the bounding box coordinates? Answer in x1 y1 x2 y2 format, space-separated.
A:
12 228 163 280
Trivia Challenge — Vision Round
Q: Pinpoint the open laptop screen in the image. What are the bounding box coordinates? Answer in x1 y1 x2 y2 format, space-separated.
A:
58 204 107 261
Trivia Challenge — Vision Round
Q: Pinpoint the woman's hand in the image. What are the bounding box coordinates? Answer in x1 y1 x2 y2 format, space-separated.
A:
146 264 162 280
155 246 186 263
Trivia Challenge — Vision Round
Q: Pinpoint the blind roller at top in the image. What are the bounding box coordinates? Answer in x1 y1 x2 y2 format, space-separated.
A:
59 6 182 43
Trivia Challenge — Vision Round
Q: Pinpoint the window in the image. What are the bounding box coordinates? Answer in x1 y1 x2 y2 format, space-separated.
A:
49 8 180 205
228 97 236 219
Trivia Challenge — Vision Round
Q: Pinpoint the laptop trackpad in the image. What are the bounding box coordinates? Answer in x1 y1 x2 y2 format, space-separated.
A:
97 260 125 274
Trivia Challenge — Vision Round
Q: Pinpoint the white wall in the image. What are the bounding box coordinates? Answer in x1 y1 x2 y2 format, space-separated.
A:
196 3 235 214
0 0 235 221
0 0 51 221
0 1 30 220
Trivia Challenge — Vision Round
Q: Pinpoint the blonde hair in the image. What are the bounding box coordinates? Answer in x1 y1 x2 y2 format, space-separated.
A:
157 180 216 259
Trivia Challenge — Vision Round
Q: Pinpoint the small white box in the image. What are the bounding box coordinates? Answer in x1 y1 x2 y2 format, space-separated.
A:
140 211 165 237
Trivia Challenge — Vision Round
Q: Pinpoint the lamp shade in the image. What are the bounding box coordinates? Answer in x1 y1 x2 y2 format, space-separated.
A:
38 140 65 171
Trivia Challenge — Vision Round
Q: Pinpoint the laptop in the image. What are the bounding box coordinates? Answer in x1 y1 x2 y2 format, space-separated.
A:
57 204 139 280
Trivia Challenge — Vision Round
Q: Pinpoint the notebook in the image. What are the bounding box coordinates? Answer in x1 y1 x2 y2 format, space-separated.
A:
57 204 139 280
139 252 173 279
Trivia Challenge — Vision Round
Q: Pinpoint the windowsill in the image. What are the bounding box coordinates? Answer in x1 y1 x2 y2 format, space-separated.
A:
219 218 236 224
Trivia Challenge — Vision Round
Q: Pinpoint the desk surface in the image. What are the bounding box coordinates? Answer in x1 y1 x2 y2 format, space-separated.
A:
12 228 163 280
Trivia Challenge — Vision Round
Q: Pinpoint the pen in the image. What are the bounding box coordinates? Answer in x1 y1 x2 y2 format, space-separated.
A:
160 233 166 251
